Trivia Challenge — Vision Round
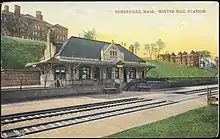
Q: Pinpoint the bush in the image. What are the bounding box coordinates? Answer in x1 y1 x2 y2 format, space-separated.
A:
1 36 46 69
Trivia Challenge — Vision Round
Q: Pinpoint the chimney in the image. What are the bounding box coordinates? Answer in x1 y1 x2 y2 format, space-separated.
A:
14 5 21 17
36 11 43 20
4 5 9 12
40 15 43 20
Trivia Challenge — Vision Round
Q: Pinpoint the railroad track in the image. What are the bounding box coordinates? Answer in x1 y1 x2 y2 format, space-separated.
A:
1 100 177 138
2 87 217 125
1 97 150 125
1 87 218 138
171 86 218 94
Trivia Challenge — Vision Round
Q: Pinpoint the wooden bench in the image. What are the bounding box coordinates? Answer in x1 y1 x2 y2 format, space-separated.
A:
207 88 218 105
104 88 118 94
137 86 151 92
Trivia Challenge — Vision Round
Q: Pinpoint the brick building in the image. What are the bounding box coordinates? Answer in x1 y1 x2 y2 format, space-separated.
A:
170 52 176 63
187 50 199 67
1 5 68 43
176 52 182 64
159 50 200 67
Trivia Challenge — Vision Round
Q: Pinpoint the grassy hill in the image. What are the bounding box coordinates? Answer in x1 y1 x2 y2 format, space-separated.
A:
1 36 46 69
144 59 218 78
108 105 218 138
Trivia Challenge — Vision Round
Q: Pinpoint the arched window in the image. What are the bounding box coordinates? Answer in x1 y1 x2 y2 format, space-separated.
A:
54 66 66 80
79 66 91 79
129 68 136 79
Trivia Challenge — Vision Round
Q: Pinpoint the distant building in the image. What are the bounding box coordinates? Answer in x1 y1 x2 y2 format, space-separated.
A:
1 5 68 43
176 52 182 64
170 52 176 63
214 57 219 69
159 50 200 67
187 50 199 67
200 58 216 68
182 51 188 65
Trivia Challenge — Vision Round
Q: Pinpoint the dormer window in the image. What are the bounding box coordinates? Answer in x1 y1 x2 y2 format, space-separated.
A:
110 50 117 56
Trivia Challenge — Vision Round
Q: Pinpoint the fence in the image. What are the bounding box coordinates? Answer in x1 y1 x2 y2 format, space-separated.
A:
123 77 218 91
1 79 116 91
145 77 218 82
207 88 218 105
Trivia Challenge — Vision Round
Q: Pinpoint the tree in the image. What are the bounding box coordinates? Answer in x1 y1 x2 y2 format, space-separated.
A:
144 44 150 57
198 50 211 59
150 43 156 60
144 44 155 59
134 41 141 55
1 36 46 69
82 28 97 40
156 38 165 60
1 13 33 37
124 42 127 48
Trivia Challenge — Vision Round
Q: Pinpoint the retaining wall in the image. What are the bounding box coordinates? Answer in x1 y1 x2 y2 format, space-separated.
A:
1 85 106 104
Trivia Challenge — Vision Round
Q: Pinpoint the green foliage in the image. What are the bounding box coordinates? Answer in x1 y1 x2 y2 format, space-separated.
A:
82 28 97 40
198 50 211 59
156 38 165 50
134 41 140 51
107 105 218 138
1 36 46 69
144 59 218 78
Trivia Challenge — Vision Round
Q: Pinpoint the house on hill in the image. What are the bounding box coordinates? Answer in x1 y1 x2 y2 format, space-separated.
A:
26 30 156 86
176 52 182 64
170 52 176 63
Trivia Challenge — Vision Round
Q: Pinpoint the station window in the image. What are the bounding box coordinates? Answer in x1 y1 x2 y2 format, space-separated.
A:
129 68 136 79
115 67 119 79
106 67 112 79
54 66 66 80
79 66 91 79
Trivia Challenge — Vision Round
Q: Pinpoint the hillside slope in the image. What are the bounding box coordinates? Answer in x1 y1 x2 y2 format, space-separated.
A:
144 59 218 78
1 36 46 69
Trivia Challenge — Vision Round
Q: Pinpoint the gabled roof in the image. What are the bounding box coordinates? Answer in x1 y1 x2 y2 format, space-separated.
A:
178 52 182 55
190 50 195 54
165 53 170 56
182 51 188 55
170 52 176 56
54 36 145 63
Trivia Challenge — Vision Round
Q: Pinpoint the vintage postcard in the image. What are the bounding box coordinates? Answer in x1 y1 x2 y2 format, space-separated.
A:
1 1 219 138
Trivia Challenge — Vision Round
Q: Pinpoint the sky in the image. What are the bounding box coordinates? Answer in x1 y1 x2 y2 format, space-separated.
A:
2 1 219 58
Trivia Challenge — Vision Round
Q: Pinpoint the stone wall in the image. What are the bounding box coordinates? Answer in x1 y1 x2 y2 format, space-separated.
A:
1 69 40 87
1 85 106 104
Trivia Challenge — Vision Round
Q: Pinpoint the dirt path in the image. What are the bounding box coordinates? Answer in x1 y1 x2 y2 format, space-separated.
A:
23 97 207 138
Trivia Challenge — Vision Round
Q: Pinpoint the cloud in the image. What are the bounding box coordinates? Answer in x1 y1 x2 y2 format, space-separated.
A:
73 9 92 15
189 15 205 24
62 8 92 16
159 22 176 30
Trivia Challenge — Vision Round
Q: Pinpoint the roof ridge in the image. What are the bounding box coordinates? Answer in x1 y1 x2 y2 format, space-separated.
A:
69 36 121 45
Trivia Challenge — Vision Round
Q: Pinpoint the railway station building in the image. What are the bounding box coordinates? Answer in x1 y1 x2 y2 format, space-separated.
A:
26 30 156 86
